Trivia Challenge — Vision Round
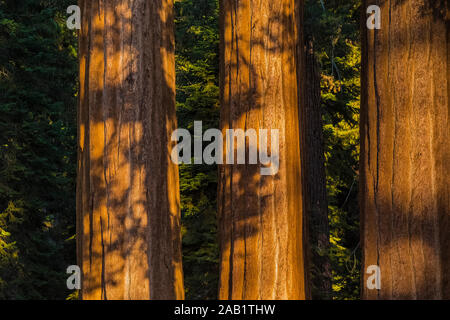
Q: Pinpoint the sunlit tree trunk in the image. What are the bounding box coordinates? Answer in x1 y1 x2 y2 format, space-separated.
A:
77 0 184 300
361 0 449 299
218 0 307 300
299 39 331 300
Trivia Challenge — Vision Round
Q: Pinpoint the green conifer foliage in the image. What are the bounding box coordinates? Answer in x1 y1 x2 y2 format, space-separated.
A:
0 0 77 299
305 0 361 299
175 0 220 299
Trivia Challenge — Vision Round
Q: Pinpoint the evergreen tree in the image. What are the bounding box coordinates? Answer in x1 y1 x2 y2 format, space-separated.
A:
0 0 77 299
299 37 332 300
361 0 449 299
77 0 184 300
175 0 220 300
305 0 361 300
218 0 307 300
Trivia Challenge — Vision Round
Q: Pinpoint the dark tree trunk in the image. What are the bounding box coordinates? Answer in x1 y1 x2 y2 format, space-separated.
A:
77 0 184 300
299 39 331 300
360 0 449 299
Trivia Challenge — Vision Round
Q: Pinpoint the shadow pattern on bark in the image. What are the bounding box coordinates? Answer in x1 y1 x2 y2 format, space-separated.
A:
361 0 449 299
77 0 184 300
218 0 308 300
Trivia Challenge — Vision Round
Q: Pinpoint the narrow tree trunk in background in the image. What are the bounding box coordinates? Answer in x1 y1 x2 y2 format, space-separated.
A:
218 0 307 300
361 0 449 299
77 0 184 300
299 39 331 300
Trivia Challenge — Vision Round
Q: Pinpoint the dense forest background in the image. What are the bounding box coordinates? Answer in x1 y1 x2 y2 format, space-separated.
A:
0 0 361 299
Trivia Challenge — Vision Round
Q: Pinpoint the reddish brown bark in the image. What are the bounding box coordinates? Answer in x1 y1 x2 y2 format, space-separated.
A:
361 0 449 299
77 0 184 300
218 0 307 300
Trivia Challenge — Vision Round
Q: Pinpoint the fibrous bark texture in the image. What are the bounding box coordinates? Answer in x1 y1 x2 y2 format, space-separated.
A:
77 0 184 300
299 39 331 300
218 0 307 300
361 0 449 299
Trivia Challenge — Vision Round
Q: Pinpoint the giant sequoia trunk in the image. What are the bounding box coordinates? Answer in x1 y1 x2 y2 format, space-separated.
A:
299 39 331 300
218 0 307 299
361 0 449 299
77 0 184 299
